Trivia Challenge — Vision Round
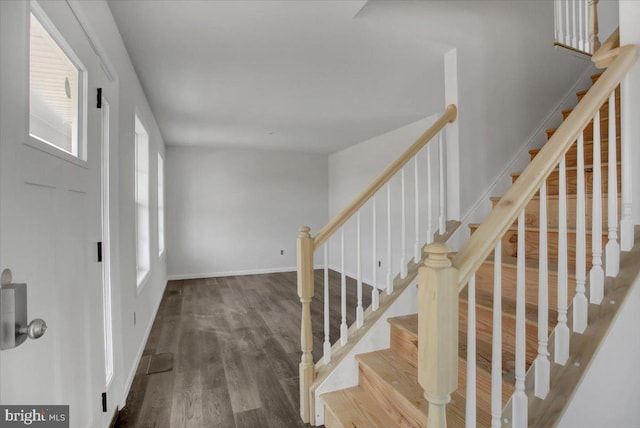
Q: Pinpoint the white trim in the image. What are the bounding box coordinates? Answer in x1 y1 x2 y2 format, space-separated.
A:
167 265 332 280
65 0 118 83
25 136 89 168
458 66 594 234
122 279 168 405
135 269 151 296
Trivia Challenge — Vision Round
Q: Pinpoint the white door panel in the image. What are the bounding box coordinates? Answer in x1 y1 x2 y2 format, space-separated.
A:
1 1 108 427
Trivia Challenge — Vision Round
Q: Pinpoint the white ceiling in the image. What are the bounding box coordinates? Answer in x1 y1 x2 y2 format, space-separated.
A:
107 0 448 153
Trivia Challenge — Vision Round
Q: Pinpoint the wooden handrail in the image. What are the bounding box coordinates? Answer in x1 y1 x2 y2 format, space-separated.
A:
592 27 620 68
313 104 458 250
453 45 637 291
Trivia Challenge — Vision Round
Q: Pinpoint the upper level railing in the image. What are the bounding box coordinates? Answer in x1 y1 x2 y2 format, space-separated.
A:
297 105 457 424
420 30 637 427
554 0 600 55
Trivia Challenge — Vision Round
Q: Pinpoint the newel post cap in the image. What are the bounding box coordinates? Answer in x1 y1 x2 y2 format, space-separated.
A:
298 226 311 237
423 242 452 269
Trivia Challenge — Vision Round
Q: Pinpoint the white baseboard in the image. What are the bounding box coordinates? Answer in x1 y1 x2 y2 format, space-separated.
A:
167 266 308 280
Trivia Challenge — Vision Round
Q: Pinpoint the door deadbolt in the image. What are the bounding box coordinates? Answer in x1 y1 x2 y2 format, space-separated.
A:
0 269 47 350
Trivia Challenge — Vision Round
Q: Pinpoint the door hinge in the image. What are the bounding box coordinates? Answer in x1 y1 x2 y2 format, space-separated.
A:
102 392 107 412
97 242 103 263
97 88 102 109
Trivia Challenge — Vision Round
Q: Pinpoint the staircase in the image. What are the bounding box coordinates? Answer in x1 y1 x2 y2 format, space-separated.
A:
320 72 621 427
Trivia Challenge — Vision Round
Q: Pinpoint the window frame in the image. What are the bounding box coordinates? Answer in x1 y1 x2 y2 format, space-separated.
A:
157 153 165 257
28 1 88 165
134 113 151 291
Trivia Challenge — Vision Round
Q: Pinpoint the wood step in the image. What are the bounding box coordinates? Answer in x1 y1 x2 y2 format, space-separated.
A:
474 255 574 320
323 386 402 428
458 300 538 367
562 100 620 120
529 135 620 167
469 223 607 268
357 349 491 427
511 162 621 196
546 113 619 140
591 72 602 84
576 85 619 102
471 287 558 330
490 193 621 228
389 315 516 408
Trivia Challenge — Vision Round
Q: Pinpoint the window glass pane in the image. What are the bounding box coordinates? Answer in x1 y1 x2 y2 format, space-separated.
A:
135 115 150 286
29 13 80 156
158 154 165 255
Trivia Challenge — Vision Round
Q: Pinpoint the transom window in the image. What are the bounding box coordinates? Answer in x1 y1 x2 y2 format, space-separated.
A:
29 11 84 158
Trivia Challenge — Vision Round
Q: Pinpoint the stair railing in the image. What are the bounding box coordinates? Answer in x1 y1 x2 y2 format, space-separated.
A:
298 105 457 424
419 32 636 427
554 0 600 55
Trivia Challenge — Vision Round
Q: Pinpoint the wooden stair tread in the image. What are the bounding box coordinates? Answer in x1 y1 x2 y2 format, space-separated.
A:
471 288 558 330
510 160 621 177
490 193 620 202
322 385 481 428
387 313 418 335
546 115 619 137
528 135 620 155
481 253 577 278
388 314 517 407
322 386 404 428
468 222 607 236
356 348 491 427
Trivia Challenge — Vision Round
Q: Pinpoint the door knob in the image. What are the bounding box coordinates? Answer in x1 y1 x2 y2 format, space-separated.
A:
0 269 47 350
18 318 47 340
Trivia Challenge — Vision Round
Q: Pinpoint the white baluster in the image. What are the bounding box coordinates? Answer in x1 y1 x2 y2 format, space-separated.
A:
466 274 477 427
565 0 571 45
535 181 550 399
356 212 363 328
578 0 584 51
386 183 393 294
401 169 407 278
621 86 634 251
584 0 591 53
340 228 348 345
555 0 564 43
555 0 562 43
426 145 433 244
323 243 331 364
438 131 446 235
590 110 605 304
572 0 577 48
372 196 379 311
555 155 570 365
491 242 502 428
512 210 528 427
606 91 620 277
574 134 589 333
414 157 421 263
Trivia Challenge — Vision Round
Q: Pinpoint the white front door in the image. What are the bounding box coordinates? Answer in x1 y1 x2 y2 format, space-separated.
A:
0 1 109 426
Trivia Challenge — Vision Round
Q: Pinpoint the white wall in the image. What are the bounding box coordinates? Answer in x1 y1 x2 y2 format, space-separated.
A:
62 0 169 414
599 0 620 43
327 115 439 287
166 147 328 278
557 270 640 427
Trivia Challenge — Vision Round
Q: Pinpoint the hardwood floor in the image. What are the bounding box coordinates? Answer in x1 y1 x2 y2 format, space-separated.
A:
116 270 374 427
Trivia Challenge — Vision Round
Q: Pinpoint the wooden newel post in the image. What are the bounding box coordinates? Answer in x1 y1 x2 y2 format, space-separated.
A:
589 0 600 53
297 226 315 424
418 243 459 428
